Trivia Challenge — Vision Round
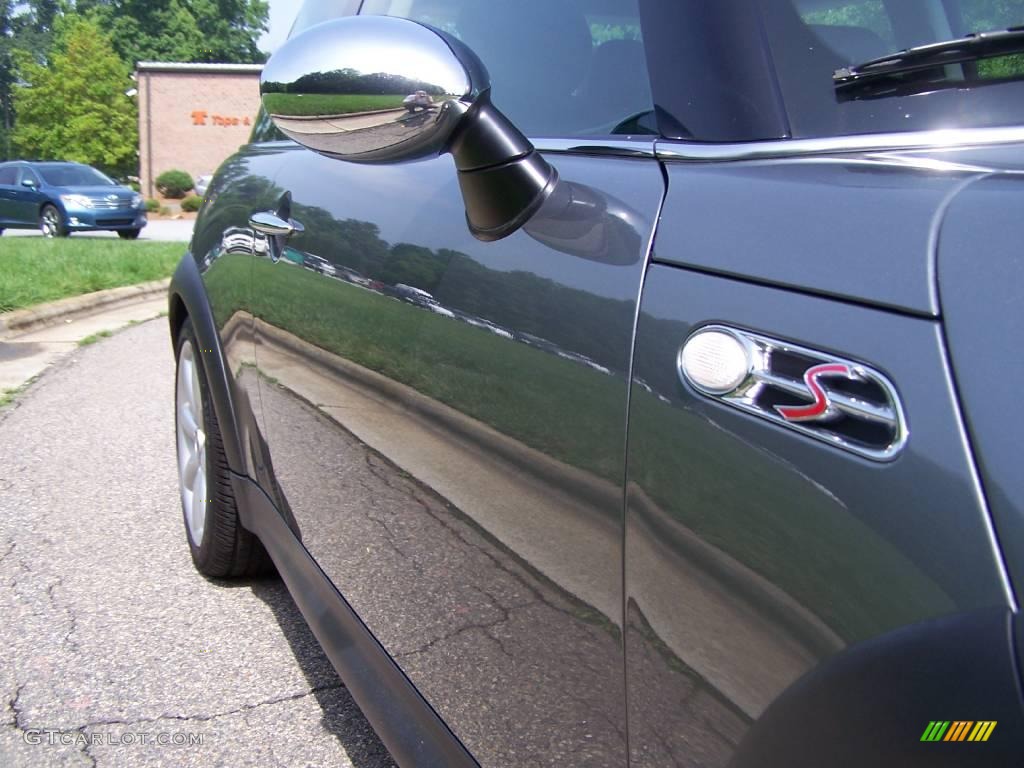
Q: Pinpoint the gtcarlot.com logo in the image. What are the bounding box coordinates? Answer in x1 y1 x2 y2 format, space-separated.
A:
23 729 205 747
921 721 997 742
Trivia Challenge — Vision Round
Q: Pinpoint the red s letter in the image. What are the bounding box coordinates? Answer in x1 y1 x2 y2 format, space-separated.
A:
775 363 853 422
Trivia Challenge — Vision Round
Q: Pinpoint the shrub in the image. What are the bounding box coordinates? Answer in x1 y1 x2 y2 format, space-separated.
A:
180 195 203 213
159 206 173 217
155 169 193 199
144 198 160 212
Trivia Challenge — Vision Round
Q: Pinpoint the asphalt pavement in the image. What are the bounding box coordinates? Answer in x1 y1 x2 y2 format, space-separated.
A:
5 219 194 242
0 319 395 767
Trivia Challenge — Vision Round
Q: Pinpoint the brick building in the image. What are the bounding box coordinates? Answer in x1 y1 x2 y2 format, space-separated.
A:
137 62 263 199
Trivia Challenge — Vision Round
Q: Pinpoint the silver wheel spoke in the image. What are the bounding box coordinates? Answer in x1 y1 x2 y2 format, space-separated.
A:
178 400 198 441
190 362 203 418
190 483 205 541
175 340 209 547
182 450 199 487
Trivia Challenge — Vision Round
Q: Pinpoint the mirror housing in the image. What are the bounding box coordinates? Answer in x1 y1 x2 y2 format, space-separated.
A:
21 178 36 188
260 15 556 241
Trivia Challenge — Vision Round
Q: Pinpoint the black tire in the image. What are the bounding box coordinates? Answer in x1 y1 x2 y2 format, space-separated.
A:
175 318 273 578
118 228 142 240
39 204 68 238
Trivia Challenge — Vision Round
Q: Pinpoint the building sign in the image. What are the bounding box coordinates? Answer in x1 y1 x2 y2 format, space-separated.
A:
190 110 252 127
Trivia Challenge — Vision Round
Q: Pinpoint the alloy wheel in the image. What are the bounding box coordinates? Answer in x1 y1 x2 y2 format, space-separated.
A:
176 340 208 546
40 207 60 238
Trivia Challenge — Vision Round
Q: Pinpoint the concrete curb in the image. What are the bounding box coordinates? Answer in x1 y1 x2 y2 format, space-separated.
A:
0 278 170 341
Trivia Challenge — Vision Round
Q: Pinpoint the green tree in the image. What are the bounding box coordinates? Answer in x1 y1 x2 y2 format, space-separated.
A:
0 1 17 159
0 0 64 159
76 0 269 64
12 16 137 175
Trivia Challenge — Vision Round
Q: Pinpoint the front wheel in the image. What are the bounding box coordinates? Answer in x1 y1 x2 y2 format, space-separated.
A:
175 319 272 577
40 205 68 238
118 228 142 240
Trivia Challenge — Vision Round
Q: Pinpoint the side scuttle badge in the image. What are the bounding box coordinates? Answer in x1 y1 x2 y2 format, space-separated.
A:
678 325 908 461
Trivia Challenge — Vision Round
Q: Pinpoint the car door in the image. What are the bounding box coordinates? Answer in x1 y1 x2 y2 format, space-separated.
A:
0 164 19 225
249 1 662 765
14 166 44 225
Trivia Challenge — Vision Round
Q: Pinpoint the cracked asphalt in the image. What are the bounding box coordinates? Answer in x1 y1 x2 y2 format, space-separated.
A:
0 319 395 768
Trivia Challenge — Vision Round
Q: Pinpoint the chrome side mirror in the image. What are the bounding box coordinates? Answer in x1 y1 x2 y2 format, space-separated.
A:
260 15 556 241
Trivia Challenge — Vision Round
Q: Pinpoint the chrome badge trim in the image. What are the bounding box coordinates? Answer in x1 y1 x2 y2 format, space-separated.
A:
678 325 908 461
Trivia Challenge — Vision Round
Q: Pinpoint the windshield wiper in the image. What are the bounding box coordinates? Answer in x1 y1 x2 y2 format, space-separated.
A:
834 26 1024 91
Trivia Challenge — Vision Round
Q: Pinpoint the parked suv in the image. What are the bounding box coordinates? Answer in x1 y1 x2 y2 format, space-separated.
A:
168 1 1024 766
0 161 146 238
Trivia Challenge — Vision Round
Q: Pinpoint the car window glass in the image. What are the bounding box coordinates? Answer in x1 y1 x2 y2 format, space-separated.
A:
960 0 1024 79
17 167 40 186
0 166 17 185
760 0 1024 137
290 0 361 36
359 0 656 138
36 165 115 186
796 0 896 48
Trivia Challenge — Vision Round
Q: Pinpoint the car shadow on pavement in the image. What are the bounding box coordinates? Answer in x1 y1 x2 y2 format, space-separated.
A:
218 576 397 768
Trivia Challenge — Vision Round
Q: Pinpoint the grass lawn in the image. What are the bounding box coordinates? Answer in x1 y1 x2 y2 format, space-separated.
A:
262 93 407 116
0 239 183 313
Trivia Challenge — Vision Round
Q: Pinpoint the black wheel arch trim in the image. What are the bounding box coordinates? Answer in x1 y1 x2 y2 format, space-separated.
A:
168 253 246 475
732 607 1024 767
231 472 480 768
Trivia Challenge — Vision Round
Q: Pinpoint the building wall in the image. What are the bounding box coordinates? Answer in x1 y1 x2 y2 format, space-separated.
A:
138 69 262 199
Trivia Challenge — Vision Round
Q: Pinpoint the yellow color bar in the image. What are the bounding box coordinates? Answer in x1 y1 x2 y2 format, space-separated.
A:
970 721 997 742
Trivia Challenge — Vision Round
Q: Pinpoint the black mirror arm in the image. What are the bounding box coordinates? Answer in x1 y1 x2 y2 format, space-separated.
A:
446 93 557 241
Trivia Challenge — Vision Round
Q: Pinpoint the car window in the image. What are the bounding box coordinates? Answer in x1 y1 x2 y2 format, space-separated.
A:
17 167 40 186
760 0 1024 137
960 0 1024 79
797 0 896 48
36 165 116 187
289 0 360 36
359 0 656 138
0 166 17 185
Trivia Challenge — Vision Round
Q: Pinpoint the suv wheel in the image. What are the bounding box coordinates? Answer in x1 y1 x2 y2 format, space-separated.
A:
118 229 142 240
40 205 68 238
175 319 272 577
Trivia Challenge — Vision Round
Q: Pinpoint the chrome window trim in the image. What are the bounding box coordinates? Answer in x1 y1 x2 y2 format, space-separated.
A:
533 137 657 158
656 125 1024 163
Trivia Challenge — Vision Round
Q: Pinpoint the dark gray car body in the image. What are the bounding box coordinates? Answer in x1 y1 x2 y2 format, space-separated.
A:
167 1 1024 765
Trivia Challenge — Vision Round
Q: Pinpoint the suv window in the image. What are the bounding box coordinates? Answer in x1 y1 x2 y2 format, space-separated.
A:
761 0 1024 137
360 0 655 138
0 166 16 185
17 167 40 187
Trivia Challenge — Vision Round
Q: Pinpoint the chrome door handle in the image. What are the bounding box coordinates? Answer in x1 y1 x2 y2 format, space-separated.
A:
249 211 296 237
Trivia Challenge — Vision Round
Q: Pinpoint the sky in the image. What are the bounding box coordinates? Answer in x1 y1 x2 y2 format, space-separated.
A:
259 0 302 55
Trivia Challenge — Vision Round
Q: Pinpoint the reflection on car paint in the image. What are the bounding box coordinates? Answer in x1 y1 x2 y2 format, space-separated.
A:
248 151 661 767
